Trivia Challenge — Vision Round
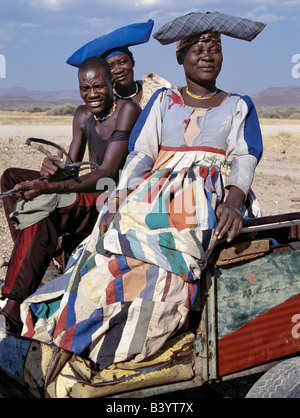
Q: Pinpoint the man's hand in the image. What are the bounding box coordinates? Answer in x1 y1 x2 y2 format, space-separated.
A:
40 150 64 179
14 179 50 200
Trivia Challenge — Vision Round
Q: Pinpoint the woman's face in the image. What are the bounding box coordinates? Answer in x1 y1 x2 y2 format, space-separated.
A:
106 53 134 88
182 39 223 86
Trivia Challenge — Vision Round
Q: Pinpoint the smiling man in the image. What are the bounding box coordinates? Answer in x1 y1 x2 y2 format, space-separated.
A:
0 56 141 332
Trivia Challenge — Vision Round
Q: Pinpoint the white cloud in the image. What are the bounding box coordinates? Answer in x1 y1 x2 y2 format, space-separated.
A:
21 23 41 28
244 4 288 23
241 0 300 6
280 0 300 5
0 29 14 45
76 16 113 29
253 6 268 13
246 11 286 22
258 14 286 22
133 0 220 9
26 0 73 10
0 23 18 46
134 0 161 6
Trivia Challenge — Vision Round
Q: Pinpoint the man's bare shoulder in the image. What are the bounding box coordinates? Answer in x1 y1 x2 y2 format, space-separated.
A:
73 104 92 128
74 104 91 119
118 99 141 118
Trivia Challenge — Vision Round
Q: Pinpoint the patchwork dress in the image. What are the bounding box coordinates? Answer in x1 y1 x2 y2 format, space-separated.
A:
21 87 263 370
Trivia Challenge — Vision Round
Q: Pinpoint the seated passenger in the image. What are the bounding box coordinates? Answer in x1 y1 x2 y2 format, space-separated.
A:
20 12 265 370
0 56 141 333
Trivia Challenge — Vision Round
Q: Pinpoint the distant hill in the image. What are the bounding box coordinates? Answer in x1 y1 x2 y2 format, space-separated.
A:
0 95 59 108
251 86 300 107
0 87 81 108
0 85 300 109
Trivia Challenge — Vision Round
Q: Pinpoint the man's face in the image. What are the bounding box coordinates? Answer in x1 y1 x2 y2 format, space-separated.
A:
79 66 113 115
106 53 134 88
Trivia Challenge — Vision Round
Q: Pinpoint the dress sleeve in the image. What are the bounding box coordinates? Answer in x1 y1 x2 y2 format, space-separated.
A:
226 95 263 196
117 88 166 191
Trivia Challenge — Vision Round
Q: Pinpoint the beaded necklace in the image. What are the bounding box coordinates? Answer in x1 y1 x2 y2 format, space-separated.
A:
186 87 218 100
93 97 117 122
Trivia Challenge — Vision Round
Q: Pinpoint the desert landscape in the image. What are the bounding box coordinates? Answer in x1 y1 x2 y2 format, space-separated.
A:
0 110 300 284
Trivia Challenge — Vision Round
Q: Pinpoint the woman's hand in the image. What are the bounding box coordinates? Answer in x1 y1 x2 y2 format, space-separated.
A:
99 210 116 237
99 190 132 237
215 202 243 242
215 186 244 243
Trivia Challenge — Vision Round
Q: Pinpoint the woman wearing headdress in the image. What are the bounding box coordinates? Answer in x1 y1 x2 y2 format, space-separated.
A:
21 12 266 370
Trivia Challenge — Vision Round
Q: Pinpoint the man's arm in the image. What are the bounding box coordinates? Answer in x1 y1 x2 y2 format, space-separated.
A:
17 101 141 199
67 105 90 163
39 105 89 179
47 100 141 193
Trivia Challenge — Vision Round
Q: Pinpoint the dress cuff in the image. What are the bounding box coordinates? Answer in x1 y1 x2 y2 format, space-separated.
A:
226 155 257 197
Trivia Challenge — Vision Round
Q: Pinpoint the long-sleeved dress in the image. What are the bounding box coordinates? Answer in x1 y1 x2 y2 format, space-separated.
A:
21 87 263 370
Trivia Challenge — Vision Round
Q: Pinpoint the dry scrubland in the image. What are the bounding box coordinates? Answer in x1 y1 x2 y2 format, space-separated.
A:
0 110 300 280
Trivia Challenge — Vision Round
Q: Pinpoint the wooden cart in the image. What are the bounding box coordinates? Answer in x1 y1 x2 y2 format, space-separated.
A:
0 212 300 398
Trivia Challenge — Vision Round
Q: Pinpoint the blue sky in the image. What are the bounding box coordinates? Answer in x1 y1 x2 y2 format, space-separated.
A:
0 0 300 95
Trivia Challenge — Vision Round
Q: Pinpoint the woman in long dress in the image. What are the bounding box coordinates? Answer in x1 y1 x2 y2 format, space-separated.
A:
21 12 265 370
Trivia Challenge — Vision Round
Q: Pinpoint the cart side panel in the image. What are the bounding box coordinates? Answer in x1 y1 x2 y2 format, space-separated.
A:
217 249 300 376
0 330 31 383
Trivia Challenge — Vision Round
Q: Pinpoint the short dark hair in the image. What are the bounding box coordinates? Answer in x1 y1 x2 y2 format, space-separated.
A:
79 56 112 79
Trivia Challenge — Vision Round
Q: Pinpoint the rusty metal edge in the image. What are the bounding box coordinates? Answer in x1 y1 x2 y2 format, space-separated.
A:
107 377 202 398
240 219 300 234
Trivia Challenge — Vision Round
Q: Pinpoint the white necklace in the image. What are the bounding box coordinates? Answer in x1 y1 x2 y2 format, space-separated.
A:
114 82 139 99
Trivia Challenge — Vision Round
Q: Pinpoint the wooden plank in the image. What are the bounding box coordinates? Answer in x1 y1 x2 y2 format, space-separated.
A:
216 239 270 266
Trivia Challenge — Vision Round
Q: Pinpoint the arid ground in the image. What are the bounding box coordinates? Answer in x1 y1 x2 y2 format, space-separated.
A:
0 111 300 282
